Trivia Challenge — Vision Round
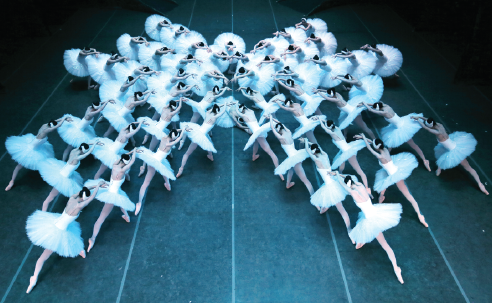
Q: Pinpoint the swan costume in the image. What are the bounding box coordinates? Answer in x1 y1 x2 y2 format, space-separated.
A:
138 41 166 71
137 147 175 180
38 159 83 197
371 44 403 77
85 178 135 211
5 134 54 170
434 132 477 170
179 122 217 153
337 95 368 130
311 168 351 209
374 152 418 192
57 114 96 148
345 50 377 79
348 74 384 102
381 113 423 148
329 127 367 169
86 53 118 84
116 34 142 61
145 14 172 41
274 144 310 175
237 61 275 96
91 138 128 168
63 49 91 77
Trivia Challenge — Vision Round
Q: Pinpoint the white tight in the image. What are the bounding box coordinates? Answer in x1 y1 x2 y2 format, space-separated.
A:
90 203 128 241
179 143 213 172
375 232 399 270
286 163 314 195
138 166 169 204
339 156 369 189
252 137 279 167
42 188 59 212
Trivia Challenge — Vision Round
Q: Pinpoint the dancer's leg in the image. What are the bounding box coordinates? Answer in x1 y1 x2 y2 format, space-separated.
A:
461 158 489 195
406 138 430 171
41 188 59 212
26 249 53 293
94 164 108 179
62 145 74 162
252 141 260 161
88 203 114 252
436 166 442 176
286 168 295 189
375 232 404 284
396 180 428 227
293 163 315 195
207 151 214 161
334 202 351 230
314 108 323 116
305 130 318 144
5 164 23 191
379 188 387 203
163 175 171 191
354 115 376 140
348 156 370 193
339 162 345 174
136 166 156 215
257 137 283 180
120 207 130 223
177 143 198 177
103 126 115 138
179 113 201 150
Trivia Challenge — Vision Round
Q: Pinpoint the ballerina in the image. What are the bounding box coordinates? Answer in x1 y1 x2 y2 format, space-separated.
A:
93 121 145 180
5 116 71 191
358 134 428 227
274 97 321 143
39 141 102 211
362 101 431 171
250 39 288 57
138 42 174 71
160 53 203 74
86 51 129 88
295 18 328 34
174 31 211 55
58 99 113 161
116 34 150 61
25 182 106 293
98 76 142 105
279 43 319 65
64 47 101 89
319 120 371 194
305 54 348 89
113 61 160 93
334 74 384 102
194 46 231 73
177 104 228 177
145 14 173 41
135 129 187 215
304 32 337 57
332 48 376 80
273 27 307 45
332 171 404 284
361 44 403 78
275 78 324 116
313 88 376 139
231 64 275 96
270 65 298 94
85 149 139 252
413 116 488 195
269 117 314 194
185 63 230 97
214 32 246 74
236 87 282 123
159 24 190 48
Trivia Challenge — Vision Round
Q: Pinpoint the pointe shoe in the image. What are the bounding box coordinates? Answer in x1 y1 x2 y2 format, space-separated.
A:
355 242 365 249
176 167 184 178
79 250 86 258
164 182 171 191
5 180 14 191
395 266 404 284
252 154 260 161
378 195 385 203
436 168 442 176
135 202 142 216
424 160 431 172
347 229 355 244
286 182 295 189
138 166 146 177
87 238 95 253
26 276 37 294
207 154 214 161
279 174 284 181
122 215 130 223
418 215 428 228
479 183 489 195
320 207 328 214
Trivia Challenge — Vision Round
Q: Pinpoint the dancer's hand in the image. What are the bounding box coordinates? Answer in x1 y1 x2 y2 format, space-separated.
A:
332 54 337 58
108 99 116 104
353 134 363 140
185 127 193 131
410 116 419 121
356 102 364 108
96 140 105 146
151 90 157 94
331 76 337 80
193 85 200 90
136 149 144 153
298 138 305 143
65 117 74 123
225 87 232 91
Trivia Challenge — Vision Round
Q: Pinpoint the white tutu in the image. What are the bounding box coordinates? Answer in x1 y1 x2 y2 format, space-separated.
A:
297 93 325 116
254 38 289 57
289 42 319 64
257 94 283 124
38 159 83 197
146 71 174 93
280 27 307 45
434 132 476 170
215 96 236 128
372 44 403 77
345 50 377 79
5 134 54 170
331 140 366 169
160 53 188 73
274 149 309 175
63 49 90 77
57 114 96 147
374 152 418 192
138 41 166 71
237 61 275 95
295 63 322 94
86 53 117 84
312 31 337 56
99 80 133 104
147 92 174 113
116 33 140 61
349 203 402 244
174 31 207 54
195 46 230 73
292 115 324 139
338 95 367 130
214 32 246 54
349 74 384 102
317 56 348 88
137 116 169 138
102 106 135 132
113 60 147 92
186 62 225 97
180 122 217 153
311 177 349 208
160 24 189 47
26 210 84 257
136 147 175 180
243 123 271 150
84 179 135 211
307 18 327 33
381 113 422 148
145 14 171 41
91 138 128 168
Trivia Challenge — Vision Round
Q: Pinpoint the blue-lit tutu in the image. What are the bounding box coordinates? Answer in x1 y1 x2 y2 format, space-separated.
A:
349 203 402 244
274 149 310 175
371 44 403 77
84 179 135 211
434 132 476 170
63 49 90 77
337 95 367 130
136 147 175 180
5 134 54 170
38 159 83 197
331 140 367 169
381 113 422 148
57 114 96 148
374 152 418 192
349 74 384 102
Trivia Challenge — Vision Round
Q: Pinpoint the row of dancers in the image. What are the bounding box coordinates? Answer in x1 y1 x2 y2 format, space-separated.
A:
4 15 488 292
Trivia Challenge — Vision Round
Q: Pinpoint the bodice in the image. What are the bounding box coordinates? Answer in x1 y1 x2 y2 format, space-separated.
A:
199 123 214 134
339 103 355 114
439 138 456 151
255 100 269 111
30 137 48 149
59 162 80 178
281 143 297 157
294 114 310 125
385 113 404 128
296 93 309 103
54 211 78 230
154 148 172 161
108 177 125 194
333 139 350 152
77 117 93 130
355 199 377 218
117 106 134 117
245 120 261 133
317 167 334 184
379 160 398 175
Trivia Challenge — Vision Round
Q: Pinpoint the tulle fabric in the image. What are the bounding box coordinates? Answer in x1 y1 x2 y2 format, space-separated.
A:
282 27 307 45
86 53 117 84
374 152 418 192
295 63 322 95
215 96 236 128
346 50 377 79
307 18 328 33
195 46 230 73
312 31 337 56
381 113 423 148
138 41 166 71
274 149 310 175
372 44 403 77
310 177 349 208
145 14 171 41
136 147 175 180
5 134 54 170
102 106 135 132
57 114 96 147
214 32 246 54
64 49 90 77
254 38 289 57
99 80 133 104
160 24 189 48
349 203 402 244
180 122 217 152
317 56 348 88
258 94 283 124
338 95 367 130
146 72 174 93
434 132 477 170
147 92 173 113
91 138 128 168
244 123 271 150
117 33 141 61
349 74 384 102
38 159 83 197
113 60 147 92
137 116 168 139
174 31 207 54
297 93 325 117
331 140 366 169
160 53 187 73
292 116 323 139
84 179 135 211
237 61 275 95
186 62 225 97
26 210 84 257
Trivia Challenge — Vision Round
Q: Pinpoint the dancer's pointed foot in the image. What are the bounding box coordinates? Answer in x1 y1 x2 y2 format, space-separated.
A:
26 276 37 294
88 85 95 90
135 202 142 216
394 266 404 284
164 182 171 191
279 174 284 181
436 168 442 176
286 182 295 189
176 167 184 178
122 214 130 223
355 242 365 249
79 250 86 258
169 152 173 159
378 195 385 203
207 154 214 161
138 165 146 177
142 135 149 145
418 214 428 227
87 238 95 253
5 180 14 191
424 160 431 172
252 154 260 161
479 183 489 195
178 140 185 150
125 174 131 182
320 207 328 214
347 229 355 244
394 73 400 78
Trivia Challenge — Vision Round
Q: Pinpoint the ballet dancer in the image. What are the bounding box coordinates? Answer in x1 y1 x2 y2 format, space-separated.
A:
305 55 348 89
275 78 324 116
236 86 282 123
116 34 150 61
160 24 190 47
357 133 428 227
295 18 328 34
362 101 431 171
144 14 173 41
5 116 72 191
269 117 314 194
360 44 402 78
275 97 322 143
64 47 101 89
304 31 337 57
412 116 488 195
271 65 299 94
25 182 106 293
331 48 376 80
232 63 276 96
86 51 129 88
333 171 404 284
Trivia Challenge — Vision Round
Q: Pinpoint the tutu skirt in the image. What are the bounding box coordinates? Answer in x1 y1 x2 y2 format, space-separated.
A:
145 14 171 41
372 44 403 77
180 122 217 153
138 41 165 71
215 97 236 128
91 138 128 168
38 159 83 197
274 149 310 175
5 134 54 170
374 152 418 192
64 49 90 77
310 179 348 208
137 117 168 139
381 113 422 148
346 50 377 79
103 107 135 132
26 210 84 257
292 117 323 139
84 179 135 211
349 203 402 244
434 132 476 170
237 62 275 96
117 34 140 61
349 74 384 102
243 123 271 150
338 95 367 130
86 54 117 84
99 80 132 104
57 114 96 148
331 140 366 169
136 147 175 180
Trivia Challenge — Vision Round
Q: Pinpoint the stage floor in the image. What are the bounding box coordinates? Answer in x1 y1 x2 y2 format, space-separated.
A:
0 1 491 302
